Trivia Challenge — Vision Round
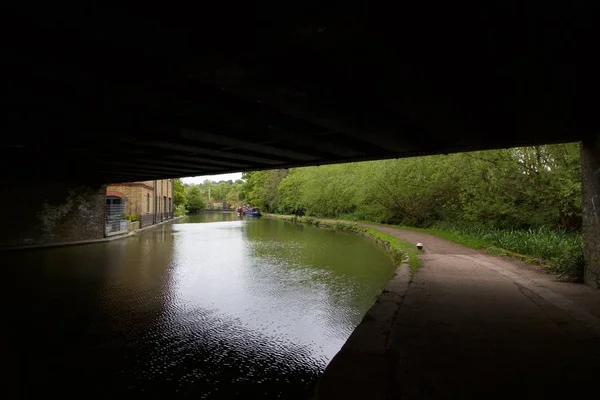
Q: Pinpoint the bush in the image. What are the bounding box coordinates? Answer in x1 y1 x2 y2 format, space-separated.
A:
175 204 187 217
547 243 585 281
126 214 140 222
185 186 206 213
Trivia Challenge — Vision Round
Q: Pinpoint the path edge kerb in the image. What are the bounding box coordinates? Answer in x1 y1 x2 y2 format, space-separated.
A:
262 214 415 398
315 263 412 399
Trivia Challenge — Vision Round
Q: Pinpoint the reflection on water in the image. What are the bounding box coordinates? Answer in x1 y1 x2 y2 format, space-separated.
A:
186 211 239 223
4 216 395 398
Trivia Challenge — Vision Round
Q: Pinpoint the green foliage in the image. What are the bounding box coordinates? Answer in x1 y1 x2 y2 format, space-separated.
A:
364 228 420 277
174 204 187 217
226 187 241 207
547 246 585 280
126 214 140 222
173 178 186 208
242 170 288 212
179 179 246 211
185 186 206 213
453 145 582 229
240 143 584 278
244 143 582 229
108 213 127 221
397 224 490 249
429 223 582 261
400 222 583 280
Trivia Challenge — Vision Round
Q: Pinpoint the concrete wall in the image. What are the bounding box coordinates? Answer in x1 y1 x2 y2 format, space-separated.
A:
581 140 600 288
0 181 106 248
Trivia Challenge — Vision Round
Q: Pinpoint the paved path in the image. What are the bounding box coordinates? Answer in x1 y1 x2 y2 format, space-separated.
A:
317 224 600 399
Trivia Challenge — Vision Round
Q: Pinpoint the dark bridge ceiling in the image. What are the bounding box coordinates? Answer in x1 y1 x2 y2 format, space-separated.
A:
3 3 597 183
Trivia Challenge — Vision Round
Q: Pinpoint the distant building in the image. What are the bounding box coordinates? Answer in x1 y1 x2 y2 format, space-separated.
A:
207 200 230 210
106 179 174 234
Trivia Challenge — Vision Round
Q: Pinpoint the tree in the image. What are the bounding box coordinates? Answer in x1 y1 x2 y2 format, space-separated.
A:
173 178 186 207
185 186 206 213
240 143 582 229
226 185 241 208
243 170 288 211
211 181 231 201
173 178 188 216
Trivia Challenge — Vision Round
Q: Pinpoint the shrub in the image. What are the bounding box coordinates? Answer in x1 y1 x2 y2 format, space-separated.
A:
126 214 140 222
175 204 187 216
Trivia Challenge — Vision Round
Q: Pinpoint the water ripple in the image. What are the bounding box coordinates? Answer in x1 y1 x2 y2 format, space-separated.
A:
4 215 394 398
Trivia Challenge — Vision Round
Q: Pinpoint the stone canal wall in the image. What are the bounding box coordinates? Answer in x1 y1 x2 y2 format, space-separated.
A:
316 263 412 398
0 180 106 249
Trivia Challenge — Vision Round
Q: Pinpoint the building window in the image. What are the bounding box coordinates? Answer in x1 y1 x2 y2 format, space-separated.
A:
105 196 121 206
146 193 150 213
163 196 167 214
105 196 126 234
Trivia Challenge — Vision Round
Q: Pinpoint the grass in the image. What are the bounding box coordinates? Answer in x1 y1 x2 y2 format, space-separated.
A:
396 224 489 249
397 222 584 280
266 213 584 280
364 228 420 277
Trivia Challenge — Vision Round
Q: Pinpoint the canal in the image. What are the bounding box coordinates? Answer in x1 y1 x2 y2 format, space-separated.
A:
4 214 396 398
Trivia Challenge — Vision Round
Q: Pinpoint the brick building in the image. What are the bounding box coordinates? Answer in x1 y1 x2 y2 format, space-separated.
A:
106 179 174 229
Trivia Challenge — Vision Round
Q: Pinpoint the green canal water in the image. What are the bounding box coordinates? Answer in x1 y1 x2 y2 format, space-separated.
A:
4 213 395 398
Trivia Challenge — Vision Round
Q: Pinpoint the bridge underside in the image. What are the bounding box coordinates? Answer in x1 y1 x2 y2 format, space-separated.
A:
3 4 596 183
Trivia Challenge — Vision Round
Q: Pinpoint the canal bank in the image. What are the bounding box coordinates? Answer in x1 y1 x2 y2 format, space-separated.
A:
266 214 600 399
264 214 420 274
0 215 185 252
264 214 417 398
